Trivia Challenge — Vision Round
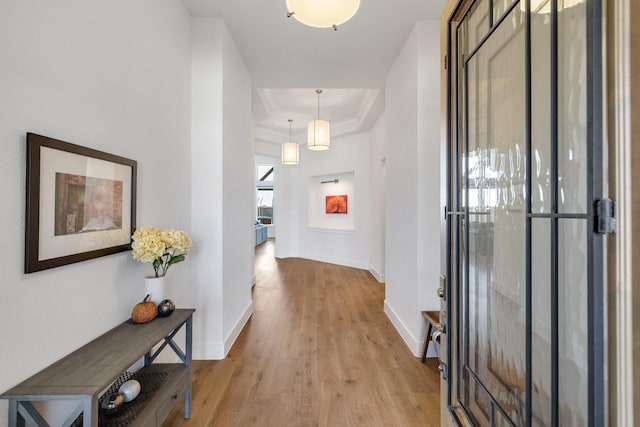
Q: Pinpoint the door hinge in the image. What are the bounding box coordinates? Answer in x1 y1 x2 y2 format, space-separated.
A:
595 198 616 234
444 55 448 70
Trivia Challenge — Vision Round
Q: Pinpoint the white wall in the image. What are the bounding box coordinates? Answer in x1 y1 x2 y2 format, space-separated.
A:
383 19 442 356
416 20 443 315
190 18 254 360
0 1 192 424
369 112 387 282
277 132 371 269
221 23 255 354
190 18 225 360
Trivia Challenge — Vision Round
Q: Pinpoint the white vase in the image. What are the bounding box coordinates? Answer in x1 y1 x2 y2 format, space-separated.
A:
144 276 165 304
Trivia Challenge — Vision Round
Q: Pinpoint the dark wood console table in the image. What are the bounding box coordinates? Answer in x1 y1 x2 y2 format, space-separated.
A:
1 309 195 427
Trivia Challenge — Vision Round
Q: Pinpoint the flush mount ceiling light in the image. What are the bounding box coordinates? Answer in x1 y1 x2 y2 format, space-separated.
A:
282 119 299 165
308 89 330 151
286 0 360 30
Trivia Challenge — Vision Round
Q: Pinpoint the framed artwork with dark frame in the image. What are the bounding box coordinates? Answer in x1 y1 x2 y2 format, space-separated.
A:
25 133 137 273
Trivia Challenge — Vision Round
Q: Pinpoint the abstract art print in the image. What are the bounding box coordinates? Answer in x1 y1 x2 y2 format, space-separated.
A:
325 195 348 214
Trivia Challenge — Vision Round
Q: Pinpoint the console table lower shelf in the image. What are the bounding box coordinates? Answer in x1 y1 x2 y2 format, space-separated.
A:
72 364 187 427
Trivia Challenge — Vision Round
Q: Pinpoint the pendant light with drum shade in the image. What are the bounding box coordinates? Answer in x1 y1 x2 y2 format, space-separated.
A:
282 119 299 165
308 89 330 151
286 0 360 30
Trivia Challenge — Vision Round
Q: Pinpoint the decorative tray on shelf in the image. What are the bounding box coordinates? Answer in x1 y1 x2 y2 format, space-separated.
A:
72 370 169 427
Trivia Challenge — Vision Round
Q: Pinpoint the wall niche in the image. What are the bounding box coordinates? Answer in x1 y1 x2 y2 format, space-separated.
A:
307 171 355 231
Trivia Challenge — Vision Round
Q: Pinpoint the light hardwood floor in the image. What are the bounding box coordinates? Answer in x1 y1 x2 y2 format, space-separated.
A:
164 239 441 426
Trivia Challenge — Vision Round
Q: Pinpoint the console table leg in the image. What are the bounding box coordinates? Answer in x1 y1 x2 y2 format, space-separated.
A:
184 315 192 419
184 380 192 419
16 402 48 427
8 400 24 427
81 397 97 427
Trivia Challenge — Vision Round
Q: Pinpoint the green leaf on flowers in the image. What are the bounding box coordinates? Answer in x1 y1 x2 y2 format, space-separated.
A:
168 254 185 265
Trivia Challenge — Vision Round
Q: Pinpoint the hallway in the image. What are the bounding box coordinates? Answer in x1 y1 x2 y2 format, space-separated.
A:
165 239 441 426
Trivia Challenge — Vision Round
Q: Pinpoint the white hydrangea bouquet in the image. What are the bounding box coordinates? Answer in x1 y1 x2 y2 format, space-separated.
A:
131 227 192 277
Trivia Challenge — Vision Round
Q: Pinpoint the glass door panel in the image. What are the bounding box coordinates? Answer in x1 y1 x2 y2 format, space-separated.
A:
493 0 518 23
558 219 589 426
445 0 603 425
462 4 527 425
464 0 491 56
531 219 551 427
531 0 552 214
557 1 588 214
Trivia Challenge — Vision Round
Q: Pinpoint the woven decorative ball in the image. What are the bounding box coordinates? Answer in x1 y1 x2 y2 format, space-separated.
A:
131 294 158 324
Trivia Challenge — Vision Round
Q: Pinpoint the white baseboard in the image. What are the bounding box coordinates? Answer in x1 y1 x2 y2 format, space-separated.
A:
368 266 385 283
193 342 226 360
193 301 254 360
299 252 369 270
384 300 421 356
224 300 253 355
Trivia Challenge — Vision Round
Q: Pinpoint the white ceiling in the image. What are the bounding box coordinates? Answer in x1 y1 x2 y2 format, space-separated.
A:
182 0 447 142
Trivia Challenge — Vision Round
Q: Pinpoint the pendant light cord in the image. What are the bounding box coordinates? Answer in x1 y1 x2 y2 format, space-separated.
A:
316 89 322 119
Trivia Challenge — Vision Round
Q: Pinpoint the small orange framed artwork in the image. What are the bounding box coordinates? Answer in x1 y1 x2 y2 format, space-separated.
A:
325 195 348 214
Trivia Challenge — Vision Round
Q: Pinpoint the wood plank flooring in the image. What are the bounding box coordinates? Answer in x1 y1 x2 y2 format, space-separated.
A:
164 239 441 426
